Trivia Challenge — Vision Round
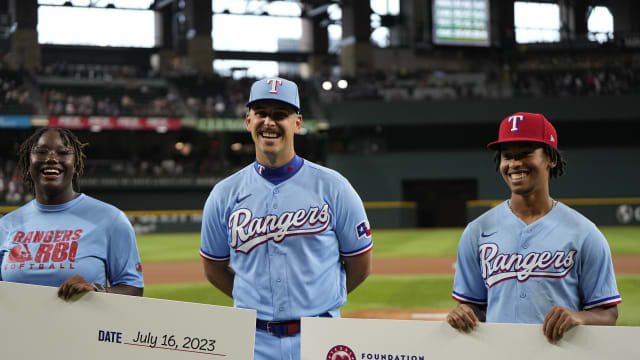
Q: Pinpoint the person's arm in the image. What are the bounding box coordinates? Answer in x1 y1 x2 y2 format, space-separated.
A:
342 250 372 293
57 274 143 300
542 305 618 344
446 302 487 331
104 211 145 296
107 284 144 296
448 223 488 332
202 258 234 298
541 224 620 343
0 250 5 281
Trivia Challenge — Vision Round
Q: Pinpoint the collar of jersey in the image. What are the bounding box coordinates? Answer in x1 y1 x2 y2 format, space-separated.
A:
33 193 86 212
253 155 304 185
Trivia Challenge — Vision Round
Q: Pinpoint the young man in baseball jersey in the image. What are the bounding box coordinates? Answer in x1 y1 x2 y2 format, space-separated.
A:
446 112 621 343
200 77 373 360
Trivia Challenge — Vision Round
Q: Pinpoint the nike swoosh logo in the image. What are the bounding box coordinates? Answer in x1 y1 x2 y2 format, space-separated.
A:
236 194 252 203
481 231 497 238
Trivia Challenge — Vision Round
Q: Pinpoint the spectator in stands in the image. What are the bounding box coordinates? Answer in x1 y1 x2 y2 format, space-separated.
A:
5 175 23 204
0 72 34 114
0 169 5 202
0 128 144 299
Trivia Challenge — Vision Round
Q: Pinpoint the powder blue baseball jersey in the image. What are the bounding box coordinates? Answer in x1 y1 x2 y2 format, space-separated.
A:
0 194 143 288
200 155 372 360
452 201 621 323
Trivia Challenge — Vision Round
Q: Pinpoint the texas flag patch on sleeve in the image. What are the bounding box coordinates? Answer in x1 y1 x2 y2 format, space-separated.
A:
355 220 371 239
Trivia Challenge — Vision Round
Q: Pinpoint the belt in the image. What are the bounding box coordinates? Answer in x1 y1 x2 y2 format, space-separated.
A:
256 312 332 337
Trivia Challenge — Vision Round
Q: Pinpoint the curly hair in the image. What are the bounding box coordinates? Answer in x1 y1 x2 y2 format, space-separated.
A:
493 143 566 178
18 127 88 193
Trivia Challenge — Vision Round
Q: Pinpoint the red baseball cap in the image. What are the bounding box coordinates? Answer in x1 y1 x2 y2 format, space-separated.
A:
487 112 558 150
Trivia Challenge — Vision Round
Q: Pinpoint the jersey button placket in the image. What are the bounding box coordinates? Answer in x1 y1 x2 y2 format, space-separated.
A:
520 229 529 249
515 282 527 323
272 188 279 209
515 228 528 325
271 243 288 319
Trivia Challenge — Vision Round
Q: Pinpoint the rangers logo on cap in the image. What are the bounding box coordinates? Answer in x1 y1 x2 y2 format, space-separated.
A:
487 112 558 149
267 78 283 94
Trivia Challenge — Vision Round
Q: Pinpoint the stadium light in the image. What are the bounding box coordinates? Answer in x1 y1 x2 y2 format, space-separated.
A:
180 143 192 156
231 142 243 152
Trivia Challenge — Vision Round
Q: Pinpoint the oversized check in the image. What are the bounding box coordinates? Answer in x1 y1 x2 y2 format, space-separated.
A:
301 317 640 360
0 281 256 359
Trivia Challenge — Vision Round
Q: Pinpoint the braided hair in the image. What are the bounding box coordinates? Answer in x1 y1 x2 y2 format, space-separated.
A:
18 128 88 193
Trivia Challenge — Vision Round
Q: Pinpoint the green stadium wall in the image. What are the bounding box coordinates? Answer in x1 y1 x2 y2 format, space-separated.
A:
327 147 640 228
325 95 640 127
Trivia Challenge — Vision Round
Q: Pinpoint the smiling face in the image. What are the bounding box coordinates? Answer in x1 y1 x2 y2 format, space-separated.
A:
499 142 556 198
246 99 302 167
28 129 77 204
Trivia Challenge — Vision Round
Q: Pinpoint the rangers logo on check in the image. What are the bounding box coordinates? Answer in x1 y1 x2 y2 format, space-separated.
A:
327 345 356 360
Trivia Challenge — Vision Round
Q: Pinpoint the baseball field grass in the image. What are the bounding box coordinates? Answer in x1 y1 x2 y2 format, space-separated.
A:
139 226 640 326
144 274 640 326
136 226 640 263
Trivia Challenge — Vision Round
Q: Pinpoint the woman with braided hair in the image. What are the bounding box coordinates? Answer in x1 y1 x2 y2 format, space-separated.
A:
0 128 143 299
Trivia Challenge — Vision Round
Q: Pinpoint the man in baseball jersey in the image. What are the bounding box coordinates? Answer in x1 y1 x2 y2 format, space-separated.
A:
200 77 373 360
446 112 621 343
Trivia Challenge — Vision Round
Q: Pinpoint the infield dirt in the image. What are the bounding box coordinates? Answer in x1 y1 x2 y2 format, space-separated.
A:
142 256 640 285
